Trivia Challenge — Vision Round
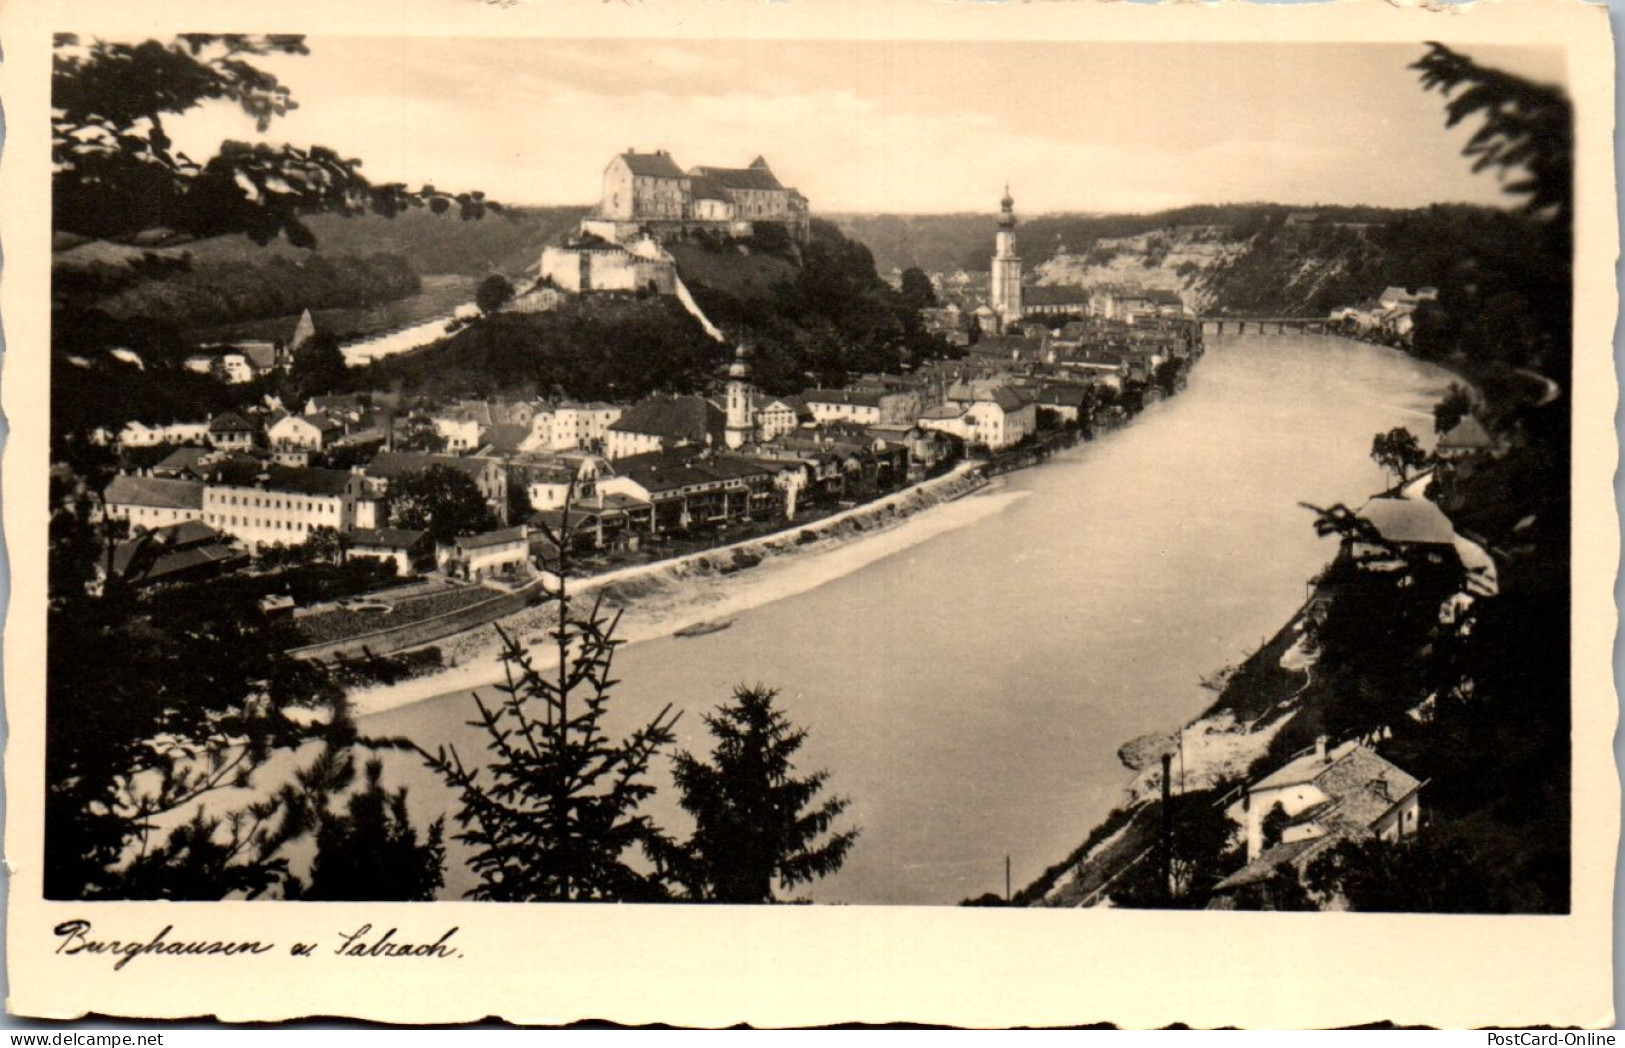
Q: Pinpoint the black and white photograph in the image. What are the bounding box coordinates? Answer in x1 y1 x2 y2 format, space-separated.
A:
9 0 1617 1027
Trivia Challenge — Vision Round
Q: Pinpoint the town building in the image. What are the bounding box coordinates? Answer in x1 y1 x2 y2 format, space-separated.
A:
200 463 371 551
605 395 726 460
207 412 258 451
346 527 435 576
803 387 923 428
919 385 1037 450
551 402 624 451
103 474 206 530
440 526 531 581
267 413 343 453
538 233 679 295
118 420 210 448
600 449 781 534
108 520 246 588
1022 285 1090 319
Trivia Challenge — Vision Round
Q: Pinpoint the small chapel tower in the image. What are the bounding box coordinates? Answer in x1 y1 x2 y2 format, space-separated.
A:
989 185 1023 334
725 344 754 449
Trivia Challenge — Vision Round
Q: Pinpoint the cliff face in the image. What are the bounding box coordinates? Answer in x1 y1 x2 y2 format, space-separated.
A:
1029 223 1387 316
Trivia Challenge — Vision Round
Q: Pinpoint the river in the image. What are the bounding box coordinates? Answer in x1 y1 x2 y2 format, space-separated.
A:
361 332 1455 905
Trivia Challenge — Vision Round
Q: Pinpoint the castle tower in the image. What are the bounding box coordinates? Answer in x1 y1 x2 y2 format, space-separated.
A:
989 185 1023 334
725 345 754 449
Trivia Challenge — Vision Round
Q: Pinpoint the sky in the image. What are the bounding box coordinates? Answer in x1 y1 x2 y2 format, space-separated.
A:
165 38 1568 216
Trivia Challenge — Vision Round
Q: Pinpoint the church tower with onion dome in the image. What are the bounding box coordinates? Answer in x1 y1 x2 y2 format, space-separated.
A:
725 344 754 449
989 185 1023 334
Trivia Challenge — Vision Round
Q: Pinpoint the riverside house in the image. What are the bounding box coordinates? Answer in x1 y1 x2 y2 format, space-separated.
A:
440 525 531 581
1212 737 1424 901
346 527 434 576
599 449 780 534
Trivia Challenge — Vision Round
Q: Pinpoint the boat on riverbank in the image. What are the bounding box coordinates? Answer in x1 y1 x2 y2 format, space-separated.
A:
674 618 734 638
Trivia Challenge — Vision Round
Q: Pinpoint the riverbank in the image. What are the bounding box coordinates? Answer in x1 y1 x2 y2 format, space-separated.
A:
347 462 997 717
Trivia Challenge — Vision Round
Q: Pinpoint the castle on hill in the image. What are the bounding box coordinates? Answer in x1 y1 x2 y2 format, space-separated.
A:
537 150 810 300
578 150 810 246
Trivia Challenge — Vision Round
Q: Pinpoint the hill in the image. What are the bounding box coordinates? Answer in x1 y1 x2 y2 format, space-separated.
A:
831 204 1407 276
349 219 950 402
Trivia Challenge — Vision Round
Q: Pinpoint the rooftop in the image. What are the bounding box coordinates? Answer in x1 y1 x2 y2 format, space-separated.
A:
1438 415 1494 451
207 462 357 497
349 527 430 550
105 474 204 510
689 160 784 193
1357 497 1458 547
609 396 725 446
618 151 688 180
366 451 498 480
454 526 528 551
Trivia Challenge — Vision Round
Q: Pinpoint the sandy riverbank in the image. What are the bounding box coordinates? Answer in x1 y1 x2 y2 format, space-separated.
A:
348 463 1012 718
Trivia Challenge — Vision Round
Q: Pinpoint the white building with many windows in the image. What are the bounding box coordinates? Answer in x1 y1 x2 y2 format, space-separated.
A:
201 464 369 551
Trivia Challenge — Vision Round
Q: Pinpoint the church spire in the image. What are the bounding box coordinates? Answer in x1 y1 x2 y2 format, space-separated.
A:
998 184 1016 229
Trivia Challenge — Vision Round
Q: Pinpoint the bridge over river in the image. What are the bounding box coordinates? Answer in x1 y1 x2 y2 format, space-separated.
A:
1200 315 1336 336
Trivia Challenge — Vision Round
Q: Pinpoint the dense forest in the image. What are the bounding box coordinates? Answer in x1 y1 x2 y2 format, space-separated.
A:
57 250 420 327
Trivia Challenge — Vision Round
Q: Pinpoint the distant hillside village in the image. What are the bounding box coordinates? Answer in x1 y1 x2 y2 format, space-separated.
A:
895 189 1194 349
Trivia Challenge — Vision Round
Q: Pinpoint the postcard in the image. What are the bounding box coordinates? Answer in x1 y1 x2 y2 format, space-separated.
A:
5 0 1617 1028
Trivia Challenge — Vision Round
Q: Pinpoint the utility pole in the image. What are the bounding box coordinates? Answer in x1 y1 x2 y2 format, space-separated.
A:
1005 855 1012 903
1161 751 1174 904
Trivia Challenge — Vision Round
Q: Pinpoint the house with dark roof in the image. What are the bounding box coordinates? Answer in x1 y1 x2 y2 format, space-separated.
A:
599 448 780 534
109 521 246 588
1436 416 1496 460
1034 384 1092 423
150 446 221 480
529 492 654 554
1213 737 1424 899
477 423 534 458
597 150 690 223
207 412 258 451
1022 284 1090 317
605 396 726 461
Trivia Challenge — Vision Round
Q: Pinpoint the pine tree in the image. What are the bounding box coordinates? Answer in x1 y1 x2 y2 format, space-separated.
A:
420 496 680 901
664 685 858 903
306 759 446 902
